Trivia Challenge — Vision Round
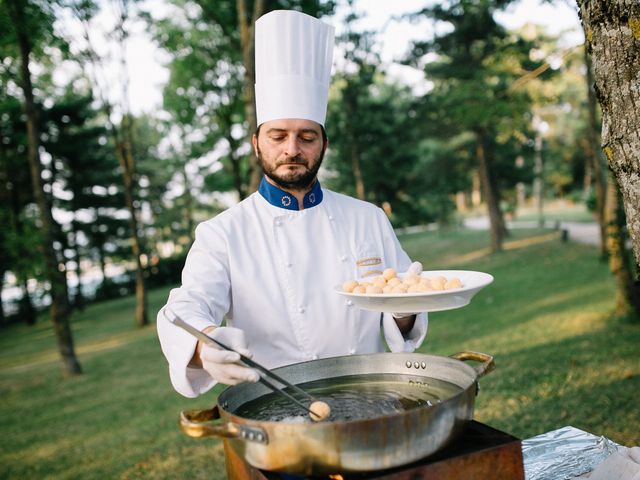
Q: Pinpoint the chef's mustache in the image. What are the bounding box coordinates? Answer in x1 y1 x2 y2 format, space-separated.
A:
276 156 307 167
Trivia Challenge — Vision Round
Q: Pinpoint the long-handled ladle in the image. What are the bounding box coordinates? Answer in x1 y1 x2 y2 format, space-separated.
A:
165 311 331 422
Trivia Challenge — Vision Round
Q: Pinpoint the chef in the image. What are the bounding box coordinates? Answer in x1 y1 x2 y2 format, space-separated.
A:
157 10 428 398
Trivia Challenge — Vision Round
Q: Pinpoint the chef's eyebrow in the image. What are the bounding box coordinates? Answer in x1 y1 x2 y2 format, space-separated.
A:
265 128 320 136
255 125 327 142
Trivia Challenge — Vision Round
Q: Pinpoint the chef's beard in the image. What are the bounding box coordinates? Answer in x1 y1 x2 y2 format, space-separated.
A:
256 146 324 191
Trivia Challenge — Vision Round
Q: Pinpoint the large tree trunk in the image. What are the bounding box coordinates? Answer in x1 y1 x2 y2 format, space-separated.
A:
115 115 148 328
578 0 640 270
7 0 82 375
583 41 608 258
476 132 507 252
604 174 640 318
238 0 264 193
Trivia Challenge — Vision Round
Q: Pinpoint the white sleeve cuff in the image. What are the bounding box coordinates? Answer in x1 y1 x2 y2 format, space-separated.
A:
158 306 219 398
382 312 428 352
182 367 217 398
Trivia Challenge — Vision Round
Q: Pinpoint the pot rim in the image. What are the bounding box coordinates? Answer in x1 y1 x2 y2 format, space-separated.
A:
216 351 486 427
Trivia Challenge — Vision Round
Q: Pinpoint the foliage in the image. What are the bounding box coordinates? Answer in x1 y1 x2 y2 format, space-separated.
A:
0 0 618 364
148 0 336 202
327 75 447 226
0 92 45 288
0 0 74 325
407 0 542 224
41 93 131 277
325 5 459 227
151 0 248 197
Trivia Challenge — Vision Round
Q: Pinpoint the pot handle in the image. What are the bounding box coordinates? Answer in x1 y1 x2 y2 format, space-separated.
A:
179 405 241 439
451 351 495 378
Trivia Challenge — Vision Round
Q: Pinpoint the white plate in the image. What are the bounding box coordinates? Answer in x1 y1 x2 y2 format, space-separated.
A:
334 270 494 313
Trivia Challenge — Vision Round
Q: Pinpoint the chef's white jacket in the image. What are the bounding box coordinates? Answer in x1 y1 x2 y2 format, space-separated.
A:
157 181 428 397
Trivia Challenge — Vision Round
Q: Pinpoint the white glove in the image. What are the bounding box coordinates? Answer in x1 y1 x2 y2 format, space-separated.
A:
199 327 260 385
406 261 423 277
393 261 424 319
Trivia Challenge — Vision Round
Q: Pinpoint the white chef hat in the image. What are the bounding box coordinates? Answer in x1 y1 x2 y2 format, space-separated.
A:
255 10 335 127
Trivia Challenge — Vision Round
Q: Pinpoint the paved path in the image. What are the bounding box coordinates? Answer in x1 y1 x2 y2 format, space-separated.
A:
462 217 601 247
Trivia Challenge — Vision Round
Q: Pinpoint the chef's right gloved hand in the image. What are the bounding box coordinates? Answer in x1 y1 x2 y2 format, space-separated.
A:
198 327 260 385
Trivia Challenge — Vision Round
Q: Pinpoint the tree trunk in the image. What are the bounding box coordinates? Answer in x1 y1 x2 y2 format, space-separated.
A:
97 243 111 299
578 0 640 271
115 116 148 328
224 126 247 201
582 40 608 258
180 167 195 244
98 245 107 282
343 87 366 200
238 0 264 193
476 132 507 252
7 0 82 375
350 142 366 201
70 223 85 311
0 272 5 326
533 131 544 228
604 174 640 318
581 143 592 198
20 279 36 326
471 172 482 207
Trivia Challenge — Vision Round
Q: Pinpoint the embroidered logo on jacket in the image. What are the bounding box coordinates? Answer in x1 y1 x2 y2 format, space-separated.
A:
356 257 383 277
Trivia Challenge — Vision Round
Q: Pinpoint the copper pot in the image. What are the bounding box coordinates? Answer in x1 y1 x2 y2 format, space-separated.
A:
180 351 494 475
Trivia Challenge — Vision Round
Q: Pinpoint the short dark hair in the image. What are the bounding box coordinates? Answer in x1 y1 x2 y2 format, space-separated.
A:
255 123 328 143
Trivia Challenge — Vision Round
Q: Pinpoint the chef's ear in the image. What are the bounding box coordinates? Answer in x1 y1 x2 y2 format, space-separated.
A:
251 132 258 155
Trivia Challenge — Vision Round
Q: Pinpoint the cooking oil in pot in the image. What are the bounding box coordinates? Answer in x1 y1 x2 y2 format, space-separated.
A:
234 373 463 423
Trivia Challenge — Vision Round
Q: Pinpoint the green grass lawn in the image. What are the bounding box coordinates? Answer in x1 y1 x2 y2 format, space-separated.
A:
512 201 596 223
1 227 638 479
460 200 596 224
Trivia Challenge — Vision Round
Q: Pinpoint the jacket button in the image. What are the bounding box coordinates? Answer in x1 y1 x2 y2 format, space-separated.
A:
340 255 347 261
328 215 334 221
298 307 305 313
349 348 356 354
346 300 353 306
275 220 282 226
312 355 318 360
286 262 292 267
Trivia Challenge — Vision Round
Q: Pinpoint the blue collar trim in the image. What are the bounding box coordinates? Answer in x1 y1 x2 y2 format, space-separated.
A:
258 177 323 211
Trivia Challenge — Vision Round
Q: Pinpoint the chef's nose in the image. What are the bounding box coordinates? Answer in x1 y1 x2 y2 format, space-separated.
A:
283 136 302 157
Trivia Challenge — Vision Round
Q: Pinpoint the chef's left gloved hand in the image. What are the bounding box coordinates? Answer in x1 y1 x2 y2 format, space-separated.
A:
404 261 424 278
392 260 423 318
391 261 424 332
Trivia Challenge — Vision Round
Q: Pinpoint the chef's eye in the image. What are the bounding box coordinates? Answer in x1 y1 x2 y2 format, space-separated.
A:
300 136 316 143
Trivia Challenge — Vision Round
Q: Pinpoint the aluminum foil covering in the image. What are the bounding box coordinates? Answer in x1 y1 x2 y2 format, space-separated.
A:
523 426 621 480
